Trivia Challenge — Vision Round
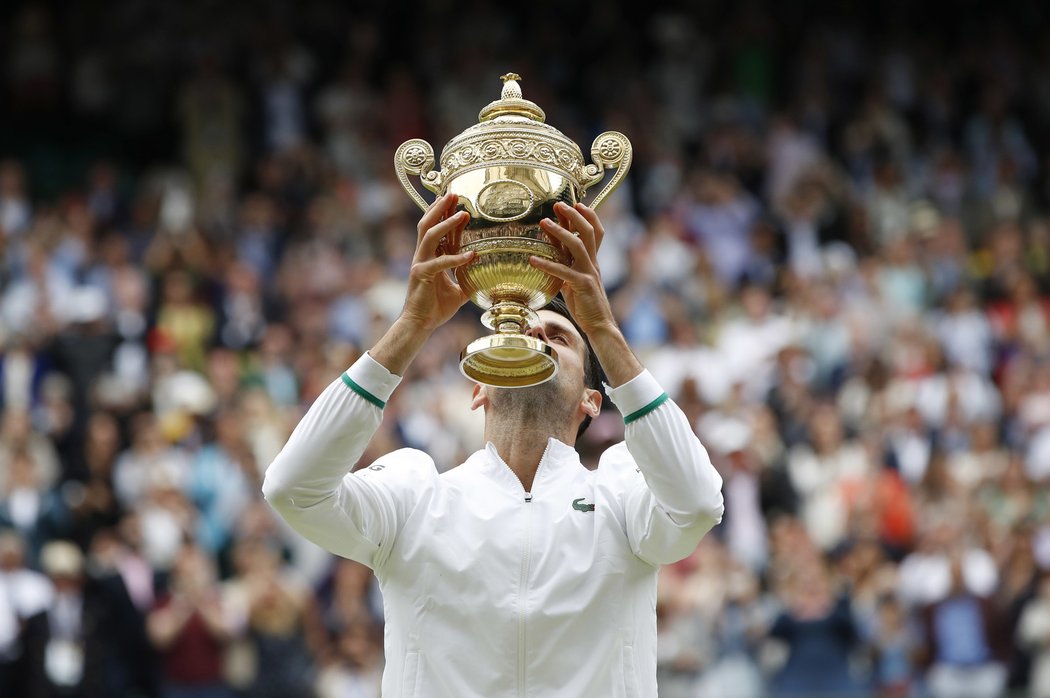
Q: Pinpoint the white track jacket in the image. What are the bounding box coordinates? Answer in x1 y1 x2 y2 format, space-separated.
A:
263 353 724 697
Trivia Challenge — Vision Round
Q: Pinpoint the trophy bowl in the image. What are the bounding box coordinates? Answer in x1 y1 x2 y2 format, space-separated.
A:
394 74 631 388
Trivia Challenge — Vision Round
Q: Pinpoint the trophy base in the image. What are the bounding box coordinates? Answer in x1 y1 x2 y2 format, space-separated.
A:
459 334 558 388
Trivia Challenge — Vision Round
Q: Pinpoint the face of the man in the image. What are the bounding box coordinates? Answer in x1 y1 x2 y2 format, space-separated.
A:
479 310 595 435
531 309 589 395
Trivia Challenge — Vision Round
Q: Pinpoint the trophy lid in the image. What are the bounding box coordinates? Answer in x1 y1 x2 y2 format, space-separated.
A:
436 73 589 190
395 72 632 224
478 73 546 123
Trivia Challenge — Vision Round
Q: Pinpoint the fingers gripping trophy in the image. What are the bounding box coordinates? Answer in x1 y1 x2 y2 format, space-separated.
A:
393 73 632 388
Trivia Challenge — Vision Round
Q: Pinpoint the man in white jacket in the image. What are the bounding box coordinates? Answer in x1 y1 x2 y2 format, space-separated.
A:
263 194 724 697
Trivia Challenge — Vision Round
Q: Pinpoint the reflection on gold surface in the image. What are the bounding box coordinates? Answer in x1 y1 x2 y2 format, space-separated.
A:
394 74 632 387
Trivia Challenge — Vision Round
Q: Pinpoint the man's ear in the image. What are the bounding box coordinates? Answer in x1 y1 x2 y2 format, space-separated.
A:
580 388 601 420
471 383 488 411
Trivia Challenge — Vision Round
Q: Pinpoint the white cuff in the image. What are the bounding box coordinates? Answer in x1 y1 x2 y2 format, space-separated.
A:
341 352 404 406
604 369 667 419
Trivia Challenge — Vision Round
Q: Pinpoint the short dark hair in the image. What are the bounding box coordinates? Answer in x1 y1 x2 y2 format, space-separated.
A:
543 296 604 438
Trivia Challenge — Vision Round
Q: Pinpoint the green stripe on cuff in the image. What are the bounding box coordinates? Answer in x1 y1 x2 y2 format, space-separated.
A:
341 373 386 409
623 393 669 424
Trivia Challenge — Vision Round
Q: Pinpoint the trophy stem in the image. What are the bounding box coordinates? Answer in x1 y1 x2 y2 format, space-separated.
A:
463 302 556 388
481 302 540 336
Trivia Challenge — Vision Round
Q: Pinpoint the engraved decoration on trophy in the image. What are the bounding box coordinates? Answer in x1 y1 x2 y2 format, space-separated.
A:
394 74 632 388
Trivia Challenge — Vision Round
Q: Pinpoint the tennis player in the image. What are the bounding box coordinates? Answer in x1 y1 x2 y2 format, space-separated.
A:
264 194 724 697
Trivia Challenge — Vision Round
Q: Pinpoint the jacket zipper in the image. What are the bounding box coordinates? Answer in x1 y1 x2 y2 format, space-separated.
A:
517 439 548 698
518 491 532 698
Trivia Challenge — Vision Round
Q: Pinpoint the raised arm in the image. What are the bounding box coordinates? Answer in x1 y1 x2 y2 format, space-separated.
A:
533 202 724 565
605 373 724 565
370 193 474 375
262 194 473 567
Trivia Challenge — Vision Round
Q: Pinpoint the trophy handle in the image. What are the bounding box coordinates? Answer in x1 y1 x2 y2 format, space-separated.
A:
581 131 633 210
394 139 445 212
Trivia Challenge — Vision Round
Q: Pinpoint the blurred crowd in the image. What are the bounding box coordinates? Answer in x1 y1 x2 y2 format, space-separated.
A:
3 0 1050 696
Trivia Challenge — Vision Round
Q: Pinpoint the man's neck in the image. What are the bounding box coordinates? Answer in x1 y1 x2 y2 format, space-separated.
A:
485 416 574 493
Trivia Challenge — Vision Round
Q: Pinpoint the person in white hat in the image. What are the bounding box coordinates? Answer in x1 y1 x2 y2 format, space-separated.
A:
22 539 156 697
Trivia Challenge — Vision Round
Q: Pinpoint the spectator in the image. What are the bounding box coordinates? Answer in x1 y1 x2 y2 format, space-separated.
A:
920 557 1008 698
225 539 321 698
178 58 245 191
0 531 53 696
153 272 215 374
66 413 123 551
0 449 70 560
1018 571 1050 698
22 540 156 697
869 595 919 698
768 558 864 696
0 410 59 489
113 412 191 509
147 545 234 698
787 404 870 551
314 616 383 698
0 159 32 235
680 169 762 288
186 412 252 557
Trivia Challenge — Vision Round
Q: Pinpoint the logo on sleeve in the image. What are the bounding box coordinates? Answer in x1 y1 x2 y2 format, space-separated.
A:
572 498 595 513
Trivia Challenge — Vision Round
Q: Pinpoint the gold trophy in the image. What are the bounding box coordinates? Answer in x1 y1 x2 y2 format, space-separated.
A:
394 74 631 387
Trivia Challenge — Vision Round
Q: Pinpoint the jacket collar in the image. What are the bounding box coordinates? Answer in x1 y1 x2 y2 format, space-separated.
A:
475 438 582 493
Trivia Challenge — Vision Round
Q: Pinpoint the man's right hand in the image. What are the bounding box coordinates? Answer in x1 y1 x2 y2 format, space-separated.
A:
369 193 474 376
400 192 474 331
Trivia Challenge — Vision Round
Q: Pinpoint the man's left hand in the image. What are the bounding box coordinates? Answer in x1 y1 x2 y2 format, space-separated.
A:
530 202 616 337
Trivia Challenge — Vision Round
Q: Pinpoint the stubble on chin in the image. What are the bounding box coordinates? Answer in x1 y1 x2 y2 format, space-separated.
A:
489 379 575 428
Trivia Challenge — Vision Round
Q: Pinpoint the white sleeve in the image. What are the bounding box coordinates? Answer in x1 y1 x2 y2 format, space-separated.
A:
604 370 724 566
262 353 434 569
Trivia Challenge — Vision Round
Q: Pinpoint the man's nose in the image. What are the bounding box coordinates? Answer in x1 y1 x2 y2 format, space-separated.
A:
527 323 549 343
